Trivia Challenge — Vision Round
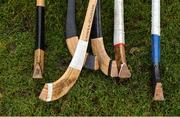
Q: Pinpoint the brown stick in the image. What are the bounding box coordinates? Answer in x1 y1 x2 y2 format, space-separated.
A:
39 0 97 102
114 45 131 78
91 37 118 77
33 49 44 78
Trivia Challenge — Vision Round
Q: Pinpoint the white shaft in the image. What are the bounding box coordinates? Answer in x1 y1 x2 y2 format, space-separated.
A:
114 0 125 45
152 0 160 35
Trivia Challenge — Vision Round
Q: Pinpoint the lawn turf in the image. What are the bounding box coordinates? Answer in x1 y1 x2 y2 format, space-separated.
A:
0 0 180 116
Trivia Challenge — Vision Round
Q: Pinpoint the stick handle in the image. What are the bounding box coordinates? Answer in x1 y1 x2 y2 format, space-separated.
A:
152 0 161 82
69 0 97 70
114 0 125 45
152 0 164 101
91 0 102 39
114 0 126 66
66 0 77 38
36 0 45 50
79 0 97 41
152 0 160 64
33 0 45 78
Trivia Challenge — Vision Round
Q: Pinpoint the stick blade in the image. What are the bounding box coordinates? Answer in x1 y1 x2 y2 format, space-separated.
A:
119 64 131 78
39 84 49 101
153 83 164 101
33 63 43 79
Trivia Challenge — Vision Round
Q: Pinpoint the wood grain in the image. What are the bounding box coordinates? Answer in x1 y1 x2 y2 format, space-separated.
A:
33 49 44 79
39 0 97 101
91 37 118 77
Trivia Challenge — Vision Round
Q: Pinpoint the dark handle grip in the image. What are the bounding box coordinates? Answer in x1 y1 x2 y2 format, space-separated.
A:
152 64 161 84
91 0 102 39
66 0 77 38
36 6 45 50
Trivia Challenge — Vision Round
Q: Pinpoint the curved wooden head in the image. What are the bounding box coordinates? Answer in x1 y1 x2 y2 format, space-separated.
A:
91 37 118 77
39 0 97 101
66 0 99 70
90 0 118 78
39 68 80 101
113 0 131 78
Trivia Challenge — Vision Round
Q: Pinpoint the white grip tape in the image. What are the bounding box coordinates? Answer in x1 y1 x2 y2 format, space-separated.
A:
69 40 88 70
46 83 53 102
152 0 160 35
114 0 125 45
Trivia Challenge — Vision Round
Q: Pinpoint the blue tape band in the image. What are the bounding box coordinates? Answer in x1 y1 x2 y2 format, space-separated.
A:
151 34 160 64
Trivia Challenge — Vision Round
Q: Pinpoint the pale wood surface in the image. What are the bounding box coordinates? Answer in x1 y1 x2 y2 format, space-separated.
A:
39 67 80 101
37 0 45 6
114 45 131 78
91 37 118 77
39 0 97 101
33 49 44 79
154 83 164 101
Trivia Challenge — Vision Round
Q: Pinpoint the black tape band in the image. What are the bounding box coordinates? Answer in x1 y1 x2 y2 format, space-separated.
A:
36 6 45 50
152 64 161 86
91 0 102 39
108 60 113 76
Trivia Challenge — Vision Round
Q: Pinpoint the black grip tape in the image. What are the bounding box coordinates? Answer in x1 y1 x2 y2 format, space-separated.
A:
66 0 77 39
91 0 102 39
36 6 45 50
85 55 95 70
152 64 161 88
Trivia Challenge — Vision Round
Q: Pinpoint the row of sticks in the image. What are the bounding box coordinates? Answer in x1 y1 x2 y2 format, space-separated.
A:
32 0 164 102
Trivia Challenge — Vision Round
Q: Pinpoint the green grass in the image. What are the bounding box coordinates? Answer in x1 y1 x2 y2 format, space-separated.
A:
0 0 180 116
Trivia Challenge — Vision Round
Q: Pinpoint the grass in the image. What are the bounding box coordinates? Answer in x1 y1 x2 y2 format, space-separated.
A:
0 0 180 116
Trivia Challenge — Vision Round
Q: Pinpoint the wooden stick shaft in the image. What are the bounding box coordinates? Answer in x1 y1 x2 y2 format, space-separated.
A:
33 0 45 78
79 0 97 41
69 0 97 70
152 0 164 101
39 0 97 101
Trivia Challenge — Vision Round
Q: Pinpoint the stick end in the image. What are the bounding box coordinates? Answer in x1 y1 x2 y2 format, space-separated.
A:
39 84 49 101
153 83 164 101
33 64 43 79
119 64 131 78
